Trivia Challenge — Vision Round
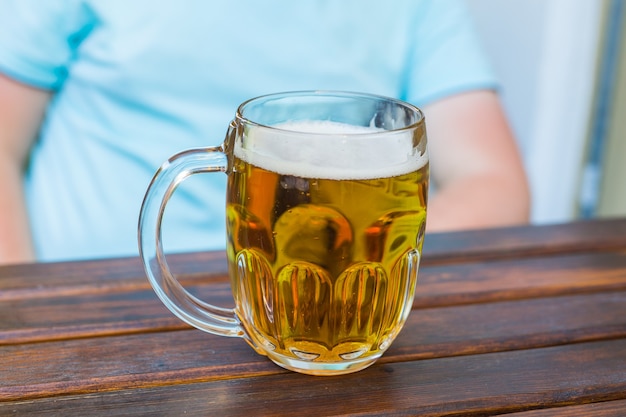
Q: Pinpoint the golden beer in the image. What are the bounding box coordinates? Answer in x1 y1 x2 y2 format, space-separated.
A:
226 121 428 373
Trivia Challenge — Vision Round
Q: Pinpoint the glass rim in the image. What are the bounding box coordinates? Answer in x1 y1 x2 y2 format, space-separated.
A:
235 90 425 135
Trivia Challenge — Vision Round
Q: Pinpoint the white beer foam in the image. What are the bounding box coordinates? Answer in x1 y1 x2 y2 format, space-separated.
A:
235 120 427 180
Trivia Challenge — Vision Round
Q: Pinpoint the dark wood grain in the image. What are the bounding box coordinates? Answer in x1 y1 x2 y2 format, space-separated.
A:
504 399 626 416
2 217 625 296
3 291 625 401
1 218 625 416
422 217 626 265
2 340 625 416
3 250 625 344
0 251 228 301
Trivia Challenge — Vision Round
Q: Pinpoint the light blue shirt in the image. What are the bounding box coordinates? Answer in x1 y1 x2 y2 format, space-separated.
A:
0 0 496 261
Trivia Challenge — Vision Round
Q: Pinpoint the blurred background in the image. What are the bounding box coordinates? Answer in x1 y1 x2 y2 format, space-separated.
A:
467 0 626 225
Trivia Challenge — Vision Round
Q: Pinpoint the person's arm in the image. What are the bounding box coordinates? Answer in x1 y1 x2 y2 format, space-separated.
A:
424 89 530 232
0 73 51 264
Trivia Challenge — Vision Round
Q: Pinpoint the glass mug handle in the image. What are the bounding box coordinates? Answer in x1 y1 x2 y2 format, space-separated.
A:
138 129 244 338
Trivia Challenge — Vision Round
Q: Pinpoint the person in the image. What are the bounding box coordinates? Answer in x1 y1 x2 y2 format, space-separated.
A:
0 0 530 265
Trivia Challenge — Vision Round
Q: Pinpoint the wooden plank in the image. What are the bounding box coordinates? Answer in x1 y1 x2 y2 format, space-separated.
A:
394 291 626 359
3 292 625 400
0 286 215 344
2 339 625 416
2 218 626 297
422 217 626 265
504 399 626 416
415 250 626 308
0 251 229 300
4 249 626 310
0 247 626 345
3 250 626 343
0 330 280 402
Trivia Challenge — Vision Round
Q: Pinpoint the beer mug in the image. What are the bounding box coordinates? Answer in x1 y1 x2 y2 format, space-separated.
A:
139 91 429 375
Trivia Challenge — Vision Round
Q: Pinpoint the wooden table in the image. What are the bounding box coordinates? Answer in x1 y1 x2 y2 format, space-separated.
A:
2 218 626 416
